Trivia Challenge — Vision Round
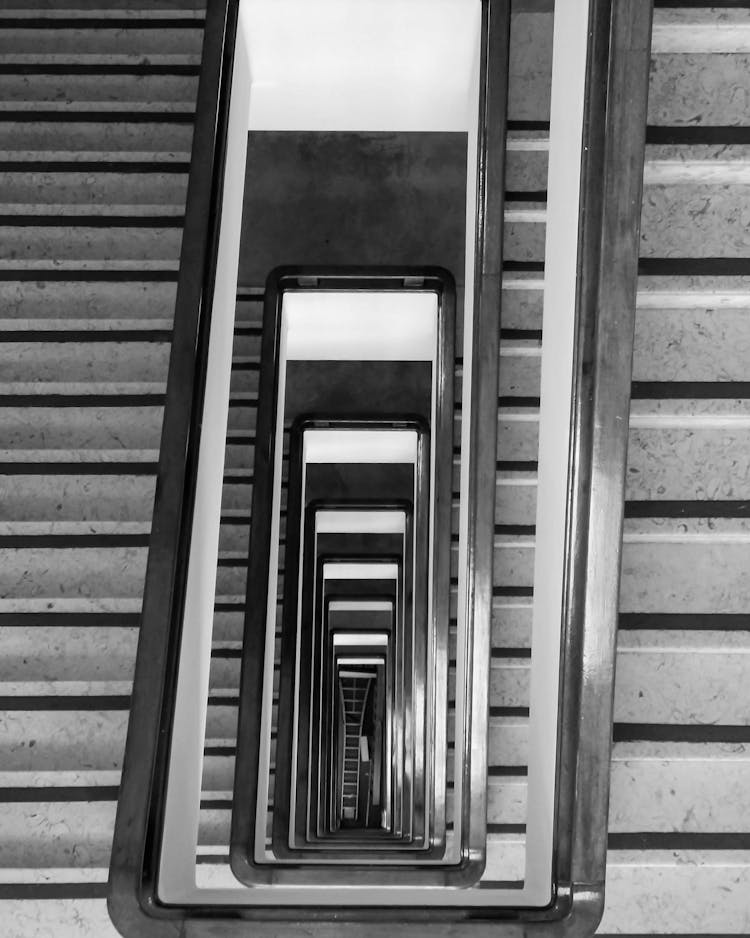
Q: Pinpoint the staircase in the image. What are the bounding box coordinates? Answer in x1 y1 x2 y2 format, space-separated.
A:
0 1 204 933
338 675 373 824
0 2 748 935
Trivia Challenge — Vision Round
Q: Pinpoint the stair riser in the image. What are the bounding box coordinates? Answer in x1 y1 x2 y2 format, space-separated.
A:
0 172 188 206
0 75 198 105
0 227 183 262
0 121 193 154
0 281 177 322
0 28 203 56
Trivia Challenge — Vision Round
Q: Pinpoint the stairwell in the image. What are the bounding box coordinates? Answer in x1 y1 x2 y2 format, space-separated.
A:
0 2 748 935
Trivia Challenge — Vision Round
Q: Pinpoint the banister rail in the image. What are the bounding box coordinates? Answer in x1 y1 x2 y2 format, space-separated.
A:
106 1 653 935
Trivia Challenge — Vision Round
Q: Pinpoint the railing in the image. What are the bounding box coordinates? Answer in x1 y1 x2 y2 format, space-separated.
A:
107 0 653 935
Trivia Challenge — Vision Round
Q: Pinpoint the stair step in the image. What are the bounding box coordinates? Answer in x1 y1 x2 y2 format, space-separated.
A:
0 0 206 13
0 225 183 262
0 75 199 107
652 8 750 54
0 405 164 450
0 171 188 206
0 281 177 324
0 27 203 57
649 52 750 128
0 120 193 159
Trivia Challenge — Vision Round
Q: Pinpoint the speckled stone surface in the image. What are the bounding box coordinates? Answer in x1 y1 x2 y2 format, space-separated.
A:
488 661 530 709
496 415 539 461
615 628 750 725
0 171 188 206
3 899 121 938
0 800 116 867
620 540 750 614
487 718 528 767
503 219 546 263
626 426 750 500
646 143 750 165
508 13 552 122
490 599 532 649
610 741 750 832
0 710 128 771
0 342 170 383
0 546 148 600
498 353 541 397
492 540 534 586
0 405 163 450
0 626 137 682
649 53 750 126
631 397 750 417
0 280 177 322
486 779 526 825
500 278 544 330
505 150 548 192
0 225 182 262
641 184 750 257
1 74 197 104
634 307 750 381
0 475 156 522
602 851 750 934
496 479 537 526
0 120 193 155
0 25 203 55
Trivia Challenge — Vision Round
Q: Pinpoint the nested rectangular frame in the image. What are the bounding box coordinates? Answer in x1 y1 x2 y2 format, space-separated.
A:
329 628 392 836
295 460 428 853
108 0 652 930
306 535 411 849
238 422 435 878
326 606 397 839
232 264 457 884
280 445 427 858
305 555 409 862
302 514 410 850
331 651 386 830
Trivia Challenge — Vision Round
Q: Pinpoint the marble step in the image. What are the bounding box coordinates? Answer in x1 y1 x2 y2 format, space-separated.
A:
0 225 183 262
0 120 193 163
510 139 750 187
0 75 199 109
0 538 527 610
641 183 750 258
3 853 748 937
505 186 750 263
3 398 745 488
651 8 750 54
0 405 165 452
10 515 748 611
649 51 750 128
0 281 178 328
507 10 552 124
0 1 205 13
2 409 745 504
8 288 750 390
1 740 747 867
0 591 532 646
493 9 750 139
2 629 747 724
0 473 536 529
503 8 750 131
0 171 188 208
0 27 203 58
